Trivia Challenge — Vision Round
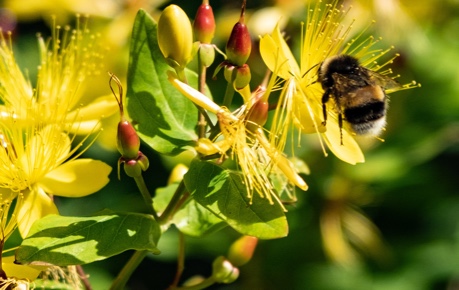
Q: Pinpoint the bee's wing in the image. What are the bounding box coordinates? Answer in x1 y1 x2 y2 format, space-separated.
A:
331 73 367 93
366 69 402 90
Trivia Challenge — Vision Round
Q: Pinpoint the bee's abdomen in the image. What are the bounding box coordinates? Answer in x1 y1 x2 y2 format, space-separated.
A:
344 101 386 124
344 101 387 135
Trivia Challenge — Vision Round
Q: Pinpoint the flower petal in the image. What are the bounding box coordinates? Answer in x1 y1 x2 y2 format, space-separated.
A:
1 256 46 280
18 186 59 237
259 23 300 79
66 119 103 135
39 159 112 197
0 187 18 202
293 87 326 134
322 122 365 165
65 95 119 124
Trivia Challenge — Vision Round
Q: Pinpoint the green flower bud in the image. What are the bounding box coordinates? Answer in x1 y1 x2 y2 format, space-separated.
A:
198 43 216 67
234 64 251 90
137 153 150 171
117 120 140 160
223 65 236 84
212 256 239 284
227 236 258 267
225 10 251 66
118 152 149 180
194 1 215 44
245 99 268 132
158 5 193 69
223 64 251 90
123 159 142 178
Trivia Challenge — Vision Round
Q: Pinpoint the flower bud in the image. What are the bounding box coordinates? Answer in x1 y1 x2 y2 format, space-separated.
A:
234 64 251 90
137 152 150 171
223 65 235 84
225 11 251 66
117 120 140 160
167 163 189 185
212 256 239 284
123 159 142 178
227 236 258 267
245 99 268 132
223 63 251 90
194 1 215 44
198 43 216 67
158 5 193 69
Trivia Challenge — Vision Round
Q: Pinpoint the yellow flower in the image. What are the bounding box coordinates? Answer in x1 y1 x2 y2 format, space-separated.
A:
0 18 115 237
260 0 417 164
169 73 307 209
0 17 118 134
0 118 112 237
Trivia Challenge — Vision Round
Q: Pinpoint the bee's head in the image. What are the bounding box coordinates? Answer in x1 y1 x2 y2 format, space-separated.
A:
328 55 360 75
318 54 360 88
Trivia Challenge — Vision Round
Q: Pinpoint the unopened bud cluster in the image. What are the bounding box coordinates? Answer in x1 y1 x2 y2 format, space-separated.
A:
157 1 252 89
117 119 149 178
214 3 252 90
110 73 150 179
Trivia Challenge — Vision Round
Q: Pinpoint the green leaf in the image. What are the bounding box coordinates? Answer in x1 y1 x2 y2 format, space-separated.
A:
184 159 288 239
16 210 161 266
127 9 198 155
154 183 227 237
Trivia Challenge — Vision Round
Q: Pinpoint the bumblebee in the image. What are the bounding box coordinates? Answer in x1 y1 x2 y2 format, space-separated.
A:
318 54 401 143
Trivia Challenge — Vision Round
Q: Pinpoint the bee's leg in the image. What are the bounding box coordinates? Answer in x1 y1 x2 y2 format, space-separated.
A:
321 90 330 126
338 113 344 145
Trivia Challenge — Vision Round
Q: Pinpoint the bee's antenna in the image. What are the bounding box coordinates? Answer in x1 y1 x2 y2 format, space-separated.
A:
302 62 320 79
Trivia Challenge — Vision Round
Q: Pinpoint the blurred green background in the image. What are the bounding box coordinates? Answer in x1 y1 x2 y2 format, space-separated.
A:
2 0 459 289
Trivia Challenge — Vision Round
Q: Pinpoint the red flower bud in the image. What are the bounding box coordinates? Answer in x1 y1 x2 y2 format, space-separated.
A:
227 236 258 266
109 73 141 160
117 120 140 160
194 1 216 44
225 5 251 66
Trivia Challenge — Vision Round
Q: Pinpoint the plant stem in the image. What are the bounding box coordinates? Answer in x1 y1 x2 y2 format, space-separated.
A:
176 67 188 84
197 59 208 139
76 265 93 290
170 232 186 288
222 81 235 108
110 250 148 290
134 175 159 220
159 180 187 224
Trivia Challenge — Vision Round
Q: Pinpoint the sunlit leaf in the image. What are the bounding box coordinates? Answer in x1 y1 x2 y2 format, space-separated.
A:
184 159 288 239
154 183 227 237
16 210 161 266
126 9 198 155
